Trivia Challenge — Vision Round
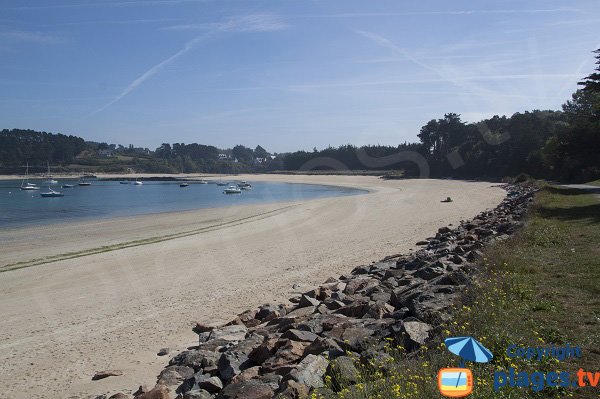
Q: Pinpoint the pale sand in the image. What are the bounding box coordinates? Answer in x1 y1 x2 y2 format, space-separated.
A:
0 175 505 398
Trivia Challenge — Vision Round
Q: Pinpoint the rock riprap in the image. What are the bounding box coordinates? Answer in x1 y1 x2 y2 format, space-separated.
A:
119 184 535 399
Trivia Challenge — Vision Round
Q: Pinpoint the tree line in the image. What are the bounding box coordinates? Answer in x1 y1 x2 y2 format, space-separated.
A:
283 48 599 182
1 49 598 182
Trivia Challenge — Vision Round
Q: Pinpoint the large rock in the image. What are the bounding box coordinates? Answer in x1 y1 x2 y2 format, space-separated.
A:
217 380 274 399
218 351 252 381
343 278 378 295
281 329 319 343
304 337 344 357
336 327 376 352
413 265 446 280
249 336 280 365
207 325 248 343
298 295 320 308
183 390 212 399
364 302 395 319
289 354 328 389
400 320 433 350
135 385 171 399
275 380 309 399
197 375 223 393
327 356 360 389
334 301 371 318
285 306 316 318
170 350 221 371
157 366 194 386
262 340 309 371
230 366 260 384
256 304 283 322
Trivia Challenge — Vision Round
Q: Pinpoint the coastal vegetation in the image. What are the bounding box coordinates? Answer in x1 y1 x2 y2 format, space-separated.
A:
1 48 597 182
314 185 600 399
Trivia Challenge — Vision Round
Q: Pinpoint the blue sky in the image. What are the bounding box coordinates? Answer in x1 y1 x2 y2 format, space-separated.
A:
1 0 599 152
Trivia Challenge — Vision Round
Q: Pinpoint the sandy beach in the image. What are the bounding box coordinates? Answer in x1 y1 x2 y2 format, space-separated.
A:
0 175 505 398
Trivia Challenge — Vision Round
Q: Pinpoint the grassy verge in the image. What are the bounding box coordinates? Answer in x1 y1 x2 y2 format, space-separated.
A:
584 179 600 187
316 185 600 399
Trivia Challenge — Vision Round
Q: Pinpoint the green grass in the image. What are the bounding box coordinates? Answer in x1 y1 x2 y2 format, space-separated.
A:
584 179 600 187
314 185 600 399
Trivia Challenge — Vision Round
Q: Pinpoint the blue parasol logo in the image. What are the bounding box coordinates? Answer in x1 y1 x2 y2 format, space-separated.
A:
438 336 493 397
445 336 493 365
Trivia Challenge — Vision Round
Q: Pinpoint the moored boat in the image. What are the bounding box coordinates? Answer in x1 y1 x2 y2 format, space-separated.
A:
21 163 40 190
40 188 64 197
238 181 252 190
223 185 242 194
43 162 58 184
78 174 91 186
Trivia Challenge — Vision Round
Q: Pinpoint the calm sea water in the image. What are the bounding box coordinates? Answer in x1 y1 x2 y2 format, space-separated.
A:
0 178 365 228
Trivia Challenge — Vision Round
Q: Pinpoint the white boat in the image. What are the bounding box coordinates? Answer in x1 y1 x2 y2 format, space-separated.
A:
198 179 208 184
78 174 91 186
134 180 143 185
43 162 58 184
238 181 252 190
40 188 64 197
62 184 74 188
223 185 242 194
20 163 40 190
180 182 189 187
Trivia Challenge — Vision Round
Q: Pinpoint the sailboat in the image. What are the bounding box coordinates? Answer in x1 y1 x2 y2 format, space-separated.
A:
20 163 40 190
78 172 91 186
43 162 58 184
216 174 228 186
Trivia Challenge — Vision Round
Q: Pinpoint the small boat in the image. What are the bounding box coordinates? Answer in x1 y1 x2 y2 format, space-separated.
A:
217 175 228 186
43 162 58 184
40 188 64 197
61 184 74 188
119 181 130 184
180 182 189 187
21 163 40 190
198 179 208 184
134 180 143 185
78 174 91 186
223 185 242 194
21 182 40 190
238 181 252 190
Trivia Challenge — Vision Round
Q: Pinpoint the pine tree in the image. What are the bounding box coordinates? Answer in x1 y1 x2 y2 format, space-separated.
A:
578 48 600 92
